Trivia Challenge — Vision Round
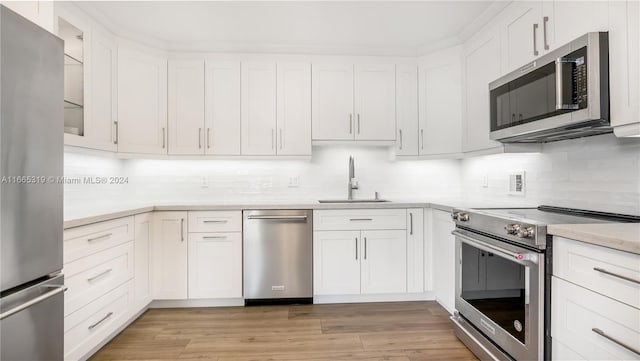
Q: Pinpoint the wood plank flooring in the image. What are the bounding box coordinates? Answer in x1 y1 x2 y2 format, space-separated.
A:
90 301 477 361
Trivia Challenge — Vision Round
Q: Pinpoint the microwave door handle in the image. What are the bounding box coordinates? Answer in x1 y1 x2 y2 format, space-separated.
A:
555 58 580 110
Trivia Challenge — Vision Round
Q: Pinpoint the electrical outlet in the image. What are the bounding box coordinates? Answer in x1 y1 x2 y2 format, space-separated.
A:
200 176 209 188
508 172 525 196
482 174 489 188
288 176 300 188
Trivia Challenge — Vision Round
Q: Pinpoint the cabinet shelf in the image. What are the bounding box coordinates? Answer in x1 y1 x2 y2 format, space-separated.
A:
64 100 83 109
64 53 83 65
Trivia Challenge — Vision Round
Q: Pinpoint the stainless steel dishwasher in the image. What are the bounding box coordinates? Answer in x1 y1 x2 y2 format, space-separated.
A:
243 209 313 305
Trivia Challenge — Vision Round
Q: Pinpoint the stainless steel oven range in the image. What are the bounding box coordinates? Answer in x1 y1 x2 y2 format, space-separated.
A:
449 206 638 361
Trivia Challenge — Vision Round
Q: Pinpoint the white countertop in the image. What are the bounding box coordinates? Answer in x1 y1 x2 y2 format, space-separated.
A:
548 223 640 255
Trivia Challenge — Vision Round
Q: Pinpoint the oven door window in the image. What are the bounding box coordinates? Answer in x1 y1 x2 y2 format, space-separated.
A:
461 242 527 344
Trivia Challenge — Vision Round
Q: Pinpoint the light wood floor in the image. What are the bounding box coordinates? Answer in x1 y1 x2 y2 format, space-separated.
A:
90 301 478 361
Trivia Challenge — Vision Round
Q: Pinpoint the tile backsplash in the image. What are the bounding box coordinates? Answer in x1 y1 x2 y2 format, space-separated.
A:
65 134 640 215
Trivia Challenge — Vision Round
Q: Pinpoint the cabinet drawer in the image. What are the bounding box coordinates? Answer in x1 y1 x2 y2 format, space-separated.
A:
551 277 640 360
554 236 640 309
64 281 133 361
313 209 406 231
64 217 134 264
64 242 134 317
188 211 242 232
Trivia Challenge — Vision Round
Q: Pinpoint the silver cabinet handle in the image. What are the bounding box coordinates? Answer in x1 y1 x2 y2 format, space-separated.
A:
246 215 308 220
279 128 283 150
420 129 424 150
203 236 227 240
271 129 275 150
364 237 367 260
87 268 113 283
593 267 640 285
533 23 539 56
180 218 184 242
357 114 361 134
592 328 640 356
88 312 114 331
409 212 413 235
207 128 211 149
543 16 550 50
199 128 202 149
162 127 166 149
355 237 358 260
349 114 353 134
113 122 118 145
0 285 67 321
349 218 372 222
398 129 403 150
203 220 228 224
87 233 112 243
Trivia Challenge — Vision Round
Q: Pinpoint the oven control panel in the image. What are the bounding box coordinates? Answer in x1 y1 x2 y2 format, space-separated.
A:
505 224 535 238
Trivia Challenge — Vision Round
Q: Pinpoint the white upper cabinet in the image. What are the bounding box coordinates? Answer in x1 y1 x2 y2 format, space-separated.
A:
419 48 462 157
2 1 54 32
462 26 503 153
241 62 277 155
610 0 640 137
168 60 205 155
205 61 241 155
501 2 543 74
354 64 396 141
311 64 355 141
89 30 117 152
395 64 419 156
276 62 312 155
117 48 168 155
542 1 609 52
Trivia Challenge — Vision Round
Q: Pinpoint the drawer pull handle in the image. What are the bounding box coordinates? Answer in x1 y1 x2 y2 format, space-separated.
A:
202 236 227 240
203 220 228 224
87 269 113 283
87 233 112 243
592 328 640 356
88 312 114 331
593 267 640 285
349 218 372 222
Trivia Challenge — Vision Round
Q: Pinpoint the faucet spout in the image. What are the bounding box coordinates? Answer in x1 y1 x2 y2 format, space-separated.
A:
348 156 358 200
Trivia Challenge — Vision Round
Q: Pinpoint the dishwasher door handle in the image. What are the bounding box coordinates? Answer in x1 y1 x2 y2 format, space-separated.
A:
246 215 308 221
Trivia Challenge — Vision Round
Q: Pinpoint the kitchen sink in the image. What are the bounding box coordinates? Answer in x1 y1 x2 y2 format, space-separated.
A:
318 199 390 203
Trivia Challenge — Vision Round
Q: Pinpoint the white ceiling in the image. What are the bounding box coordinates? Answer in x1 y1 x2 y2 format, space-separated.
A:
75 1 500 56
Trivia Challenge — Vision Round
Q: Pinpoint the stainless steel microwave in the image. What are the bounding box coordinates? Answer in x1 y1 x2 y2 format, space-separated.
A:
489 32 610 143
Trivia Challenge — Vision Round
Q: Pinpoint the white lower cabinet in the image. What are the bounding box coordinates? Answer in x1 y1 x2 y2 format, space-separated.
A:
151 212 188 300
360 230 407 294
432 209 455 313
134 213 152 310
188 232 242 299
313 230 361 295
64 281 134 361
406 208 424 293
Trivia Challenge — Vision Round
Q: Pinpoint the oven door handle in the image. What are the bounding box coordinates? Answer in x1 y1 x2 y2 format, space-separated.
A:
452 230 538 265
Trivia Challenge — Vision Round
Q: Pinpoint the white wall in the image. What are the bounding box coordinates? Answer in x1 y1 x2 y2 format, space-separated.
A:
64 134 640 216
460 134 640 215
64 146 462 212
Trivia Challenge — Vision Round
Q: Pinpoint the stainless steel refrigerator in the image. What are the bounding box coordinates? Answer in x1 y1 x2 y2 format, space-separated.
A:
0 5 65 360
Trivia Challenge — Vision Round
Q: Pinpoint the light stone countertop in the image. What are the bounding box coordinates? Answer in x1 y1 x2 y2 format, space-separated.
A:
548 223 640 255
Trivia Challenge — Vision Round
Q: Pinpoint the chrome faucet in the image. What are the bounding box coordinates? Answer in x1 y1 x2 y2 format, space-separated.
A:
348 156 359 200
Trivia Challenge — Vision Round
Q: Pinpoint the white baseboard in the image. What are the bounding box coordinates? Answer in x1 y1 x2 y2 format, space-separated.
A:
313 292 435 304
435 296 455 315
150 298 244 308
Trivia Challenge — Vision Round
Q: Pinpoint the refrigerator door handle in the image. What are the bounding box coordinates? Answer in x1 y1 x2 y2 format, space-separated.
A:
0 285 67 320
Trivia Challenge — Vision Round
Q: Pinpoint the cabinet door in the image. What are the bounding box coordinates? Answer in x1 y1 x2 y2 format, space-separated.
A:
168 60 205 155
151 212 187 300
360 230 407 294
610 0 640 136
432 210 456 313
313 231 361 295
2 1 53 31
311 64 354 140
276 62 311 155
406 209 424 293
354 64 396 141
241 62 277 155
88 29 117 152
133 213 152 310
543 1 608 52
501 1 543 74
205 61 241 155
188 232 242 299
419 50 462 156
395 64 419 156
463 26 503 153
117 48 167 155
